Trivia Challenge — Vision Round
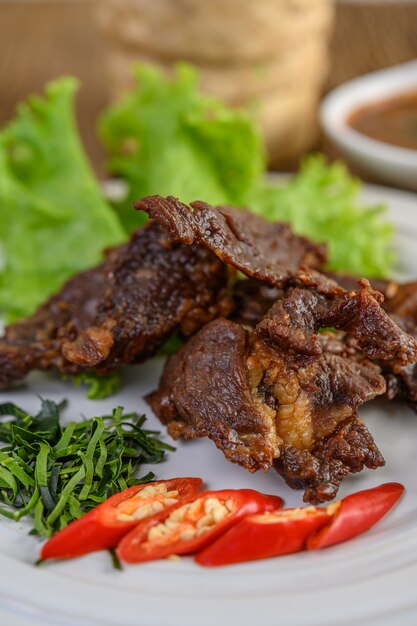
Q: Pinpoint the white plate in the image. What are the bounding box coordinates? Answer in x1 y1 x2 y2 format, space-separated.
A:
320 60 417 191
1 184 417 626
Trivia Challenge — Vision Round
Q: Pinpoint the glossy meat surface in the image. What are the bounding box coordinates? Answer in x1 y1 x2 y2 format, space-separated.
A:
0 222 231 387
148 318 279 472
138 195 417 367
257 281 417 365
382 281 417 411
0 261 111 388
62 222 232 370
149 285 389 502
136 195 327 287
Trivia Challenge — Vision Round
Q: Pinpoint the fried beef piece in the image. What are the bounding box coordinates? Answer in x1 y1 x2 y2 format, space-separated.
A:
257 280 417 365
324 271 396 298
381 281 417 411
150 318 279 472
0 222 231 388
149 280 408 502
235 273 417 412
232 279 283 328
138 195 417 367
62 222 232 370
252 328 385 503
0 261 111 389
234 274 400 328
309 275 417 411
252 278 417 369
275 416 384 503
136 195 327 287
149 312 386 503
384 280 417 321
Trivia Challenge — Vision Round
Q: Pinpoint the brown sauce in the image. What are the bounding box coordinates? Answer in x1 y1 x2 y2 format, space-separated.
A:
349 90 417 151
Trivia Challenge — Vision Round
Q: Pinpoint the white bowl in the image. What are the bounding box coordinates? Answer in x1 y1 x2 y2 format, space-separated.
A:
320 60 417 190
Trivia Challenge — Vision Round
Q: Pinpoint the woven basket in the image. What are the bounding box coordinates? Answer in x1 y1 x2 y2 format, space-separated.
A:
98 0 334 168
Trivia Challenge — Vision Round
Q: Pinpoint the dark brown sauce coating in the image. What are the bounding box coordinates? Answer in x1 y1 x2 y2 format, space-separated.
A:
234 275 417 414
139 196 417 368
136 196 328 288
148 291 387 503
0 222 231 388
349 91 417 151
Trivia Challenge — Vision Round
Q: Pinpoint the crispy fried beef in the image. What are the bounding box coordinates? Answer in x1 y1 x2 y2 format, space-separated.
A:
322 276 417 411
62 222 232 370
148 309 386 503
136 196 327 287
0 222 231 388
234 275 417 412
0 261 111 389
149 318 278 472
380 281 417 411
140 196 417 500
233 274 398 328
138 195 417 366
256 280 417 364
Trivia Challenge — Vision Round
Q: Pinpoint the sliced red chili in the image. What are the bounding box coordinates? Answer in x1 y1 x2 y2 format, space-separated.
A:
195 506 332 567
117 489 284 564
41 477 202 560
307 482 405 550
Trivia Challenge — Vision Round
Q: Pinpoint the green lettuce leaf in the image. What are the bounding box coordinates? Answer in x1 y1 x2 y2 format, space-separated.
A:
0 77 125 321
251 156 394 278
70 371 121 400
99 63 264 232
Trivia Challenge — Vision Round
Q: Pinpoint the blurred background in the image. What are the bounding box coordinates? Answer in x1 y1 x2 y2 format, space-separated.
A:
1 0 417 177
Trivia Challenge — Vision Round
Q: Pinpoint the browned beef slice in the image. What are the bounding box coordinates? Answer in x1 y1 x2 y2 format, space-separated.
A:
0 222 231 387
234 276 417 367
247 330 385 502
318 275 417 410
324 271 396 298
257 281 417 365
380 281 417 410
233 275 397 328
274 415 384 504
148 318 279 472
149 309 386 502
136 195 327 287
0 261 111 388
62 222 231 370
232 279 283 328
137 196 417 367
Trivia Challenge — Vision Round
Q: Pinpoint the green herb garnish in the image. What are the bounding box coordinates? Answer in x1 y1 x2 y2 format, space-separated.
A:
0 399 174 537
108 548 123 571
71 371 121 400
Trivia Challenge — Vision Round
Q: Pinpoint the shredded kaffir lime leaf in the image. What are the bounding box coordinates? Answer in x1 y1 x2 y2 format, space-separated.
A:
0 399 174 537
